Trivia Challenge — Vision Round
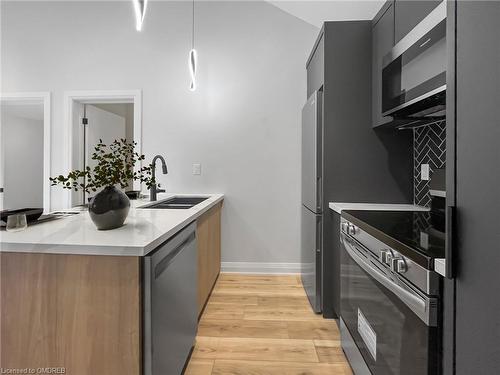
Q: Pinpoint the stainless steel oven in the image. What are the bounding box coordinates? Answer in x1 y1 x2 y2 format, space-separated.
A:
340 219 441 375
382 1 446 127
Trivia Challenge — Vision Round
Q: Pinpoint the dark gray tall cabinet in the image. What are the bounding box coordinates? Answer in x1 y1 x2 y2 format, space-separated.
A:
394 0 442 42
305 21 413 318
446 1 500 374
367 1 500 373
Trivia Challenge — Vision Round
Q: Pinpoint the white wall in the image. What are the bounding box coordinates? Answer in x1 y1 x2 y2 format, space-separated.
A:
0 111 44 209
1 1 318 267
93 103 134 145
92 103 135 191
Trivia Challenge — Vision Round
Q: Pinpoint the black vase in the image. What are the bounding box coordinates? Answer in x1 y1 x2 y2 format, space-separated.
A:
88 186 130 230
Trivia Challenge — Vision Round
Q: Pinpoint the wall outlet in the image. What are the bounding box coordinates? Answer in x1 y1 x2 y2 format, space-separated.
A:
421 164 430 181
192 163 201 175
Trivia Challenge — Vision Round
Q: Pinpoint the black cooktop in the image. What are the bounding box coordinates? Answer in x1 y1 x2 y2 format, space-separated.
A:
342 210 445 269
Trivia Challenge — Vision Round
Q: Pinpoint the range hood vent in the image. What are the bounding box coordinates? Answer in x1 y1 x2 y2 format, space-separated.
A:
388 90 446 130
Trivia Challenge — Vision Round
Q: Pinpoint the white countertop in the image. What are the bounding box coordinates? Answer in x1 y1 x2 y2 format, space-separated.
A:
329 202 429 215
0 193 224 256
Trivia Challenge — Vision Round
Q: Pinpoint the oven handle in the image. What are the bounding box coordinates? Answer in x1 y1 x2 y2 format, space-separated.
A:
343 237 437 326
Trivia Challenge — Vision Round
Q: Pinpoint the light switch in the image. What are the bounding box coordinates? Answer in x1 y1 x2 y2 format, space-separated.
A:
421 164 430 181
192 163 201 175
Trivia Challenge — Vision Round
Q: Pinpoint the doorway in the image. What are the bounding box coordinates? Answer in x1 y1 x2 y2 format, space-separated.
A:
64 90 142 208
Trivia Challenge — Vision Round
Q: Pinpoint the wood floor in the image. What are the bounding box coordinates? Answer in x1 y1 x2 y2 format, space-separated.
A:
185 274 353 375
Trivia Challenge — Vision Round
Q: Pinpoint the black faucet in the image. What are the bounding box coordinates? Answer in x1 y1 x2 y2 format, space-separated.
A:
150 155 168 201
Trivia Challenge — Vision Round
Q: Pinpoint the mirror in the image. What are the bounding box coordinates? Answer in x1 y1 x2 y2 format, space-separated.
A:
0 94 51 212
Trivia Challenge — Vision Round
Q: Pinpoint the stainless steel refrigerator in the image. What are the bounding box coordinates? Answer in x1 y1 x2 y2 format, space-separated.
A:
301 90 323 313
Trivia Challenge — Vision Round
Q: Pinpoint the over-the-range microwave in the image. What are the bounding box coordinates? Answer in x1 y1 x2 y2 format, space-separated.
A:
382 1 446 128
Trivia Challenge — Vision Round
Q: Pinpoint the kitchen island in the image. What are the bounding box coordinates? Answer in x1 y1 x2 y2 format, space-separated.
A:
0 193 223 375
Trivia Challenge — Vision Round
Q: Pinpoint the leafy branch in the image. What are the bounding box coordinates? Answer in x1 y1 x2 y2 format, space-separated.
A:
50 139 156 193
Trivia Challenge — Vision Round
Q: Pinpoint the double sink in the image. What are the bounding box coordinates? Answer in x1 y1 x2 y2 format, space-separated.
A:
141 196 209 210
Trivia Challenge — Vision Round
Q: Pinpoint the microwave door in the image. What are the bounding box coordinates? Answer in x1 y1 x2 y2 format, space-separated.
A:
382 1 447 119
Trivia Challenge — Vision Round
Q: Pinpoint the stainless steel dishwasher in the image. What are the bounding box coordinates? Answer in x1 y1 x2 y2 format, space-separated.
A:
143 222 198 375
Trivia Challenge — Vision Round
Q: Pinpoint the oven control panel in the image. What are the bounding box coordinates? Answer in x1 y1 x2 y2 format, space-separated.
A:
379 249 407 273
341 221 359 235
340 217 440 296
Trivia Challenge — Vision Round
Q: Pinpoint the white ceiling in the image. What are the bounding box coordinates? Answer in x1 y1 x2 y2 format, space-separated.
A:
3 1 384 29
269 0 385 28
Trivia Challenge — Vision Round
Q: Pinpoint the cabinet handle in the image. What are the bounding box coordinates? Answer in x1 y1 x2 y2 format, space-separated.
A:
445 206 455 278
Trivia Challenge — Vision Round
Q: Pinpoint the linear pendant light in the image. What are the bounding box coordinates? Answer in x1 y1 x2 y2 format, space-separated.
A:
189 0 197 91
133 0 148 31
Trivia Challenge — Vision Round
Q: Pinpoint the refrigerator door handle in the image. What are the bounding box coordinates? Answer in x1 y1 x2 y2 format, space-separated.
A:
317 176 322 212
316 217 322 253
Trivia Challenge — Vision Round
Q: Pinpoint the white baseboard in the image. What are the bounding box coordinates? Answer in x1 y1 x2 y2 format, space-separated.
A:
221 262 301 274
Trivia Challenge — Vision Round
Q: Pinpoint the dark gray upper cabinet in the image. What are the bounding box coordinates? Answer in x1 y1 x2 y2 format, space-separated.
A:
306 32 324 98
394 0 442 43
371 3 394 127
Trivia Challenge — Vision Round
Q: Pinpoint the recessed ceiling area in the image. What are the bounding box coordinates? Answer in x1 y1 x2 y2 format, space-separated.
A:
268 0 385 27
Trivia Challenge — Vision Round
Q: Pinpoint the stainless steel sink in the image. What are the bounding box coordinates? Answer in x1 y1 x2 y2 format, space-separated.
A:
142 197 209 209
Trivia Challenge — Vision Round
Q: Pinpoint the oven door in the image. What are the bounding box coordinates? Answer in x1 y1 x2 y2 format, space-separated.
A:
340 232 440 375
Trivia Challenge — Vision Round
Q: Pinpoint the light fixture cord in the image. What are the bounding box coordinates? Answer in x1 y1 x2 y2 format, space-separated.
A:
191 0 195 49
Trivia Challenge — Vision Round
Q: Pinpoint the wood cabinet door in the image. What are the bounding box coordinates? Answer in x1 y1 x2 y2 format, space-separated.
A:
0 253 58 370
208 204 222 285
394 0 441 43
0 253 141 375
372 3 394 127
56 255 141 375
197 203 222 316
197 208 211 315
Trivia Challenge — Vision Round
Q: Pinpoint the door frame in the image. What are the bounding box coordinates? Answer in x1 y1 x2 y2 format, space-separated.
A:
0 91 52 212
63 90 142 208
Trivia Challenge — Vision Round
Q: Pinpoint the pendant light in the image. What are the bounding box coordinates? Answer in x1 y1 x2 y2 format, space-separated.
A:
189 0 197 91
133 0 148 31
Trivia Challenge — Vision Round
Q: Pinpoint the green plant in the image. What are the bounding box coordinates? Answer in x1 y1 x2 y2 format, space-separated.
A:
50 139 156 193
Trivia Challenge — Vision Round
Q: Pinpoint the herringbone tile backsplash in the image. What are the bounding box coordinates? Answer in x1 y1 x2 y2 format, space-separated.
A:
413 121 446 207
